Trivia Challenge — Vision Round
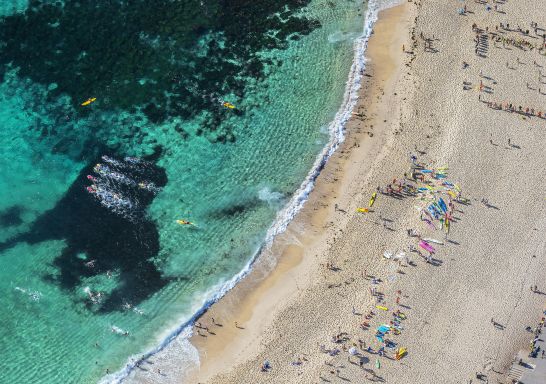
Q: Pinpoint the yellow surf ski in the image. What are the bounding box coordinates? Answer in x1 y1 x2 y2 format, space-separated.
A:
81 97 96 106
369 192 377 207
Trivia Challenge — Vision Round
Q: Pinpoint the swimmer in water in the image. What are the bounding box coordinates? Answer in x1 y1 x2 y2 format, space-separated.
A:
101 155 124 168
138 181 161 194
124 156 146 165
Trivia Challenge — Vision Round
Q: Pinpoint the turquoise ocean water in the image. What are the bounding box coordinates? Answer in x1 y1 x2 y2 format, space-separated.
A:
0 0 385 382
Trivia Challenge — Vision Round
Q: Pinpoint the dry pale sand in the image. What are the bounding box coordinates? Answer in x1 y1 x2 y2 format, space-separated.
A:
133 0 546 383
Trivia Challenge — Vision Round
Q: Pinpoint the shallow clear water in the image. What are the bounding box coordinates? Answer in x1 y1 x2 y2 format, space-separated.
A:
0 1 367 382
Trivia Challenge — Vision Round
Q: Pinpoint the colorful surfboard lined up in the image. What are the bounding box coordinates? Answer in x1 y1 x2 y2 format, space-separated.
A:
363 156 466 262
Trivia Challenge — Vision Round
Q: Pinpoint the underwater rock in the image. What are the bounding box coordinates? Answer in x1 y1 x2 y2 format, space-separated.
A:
0 206 24 228
51 137 74 155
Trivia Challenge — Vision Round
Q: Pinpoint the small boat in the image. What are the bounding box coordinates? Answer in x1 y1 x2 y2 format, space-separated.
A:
356 207 369 213
222 101 235 109
81 97 97 106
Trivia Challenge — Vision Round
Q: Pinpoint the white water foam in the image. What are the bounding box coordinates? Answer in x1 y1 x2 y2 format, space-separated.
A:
258 186 284 208
105 1 402 382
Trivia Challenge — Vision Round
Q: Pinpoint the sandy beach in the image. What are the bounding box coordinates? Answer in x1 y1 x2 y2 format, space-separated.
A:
130 0 546 383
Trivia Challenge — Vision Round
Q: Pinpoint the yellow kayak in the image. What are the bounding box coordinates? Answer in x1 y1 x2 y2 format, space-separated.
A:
81 97 96 106
176 219 196 226
369 192 377 207
357 207 369 213
376 305 388 311
222 102 235 109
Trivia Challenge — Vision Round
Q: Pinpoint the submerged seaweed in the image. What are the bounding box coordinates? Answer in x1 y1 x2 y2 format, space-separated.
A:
0 0 320 142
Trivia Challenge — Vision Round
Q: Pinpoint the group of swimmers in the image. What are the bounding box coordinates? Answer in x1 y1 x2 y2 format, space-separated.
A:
86 183 134 215
85 155 161 220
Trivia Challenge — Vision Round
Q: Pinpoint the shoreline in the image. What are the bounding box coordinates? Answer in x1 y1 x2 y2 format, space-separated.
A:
113 1 396 383
184 3 411 383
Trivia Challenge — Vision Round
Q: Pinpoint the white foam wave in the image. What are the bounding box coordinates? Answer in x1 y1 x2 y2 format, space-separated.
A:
106 1 398 382
258 186 284 207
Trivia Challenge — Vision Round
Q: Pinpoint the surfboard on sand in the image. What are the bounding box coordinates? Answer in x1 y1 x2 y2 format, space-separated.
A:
369 192 377 207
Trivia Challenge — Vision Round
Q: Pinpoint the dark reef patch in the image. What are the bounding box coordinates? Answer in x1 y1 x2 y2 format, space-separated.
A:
0 0 320 141
0 157 169 312
0 206 24 228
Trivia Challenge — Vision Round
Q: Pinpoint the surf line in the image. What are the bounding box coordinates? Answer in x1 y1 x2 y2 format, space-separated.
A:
103 1 393 382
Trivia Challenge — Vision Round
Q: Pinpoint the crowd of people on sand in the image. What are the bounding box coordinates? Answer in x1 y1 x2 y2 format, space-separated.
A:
377 156 465 263
485 100 545 118
466 14 546 122
526 310 545 359
471 22 546 53
307 156 465 381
